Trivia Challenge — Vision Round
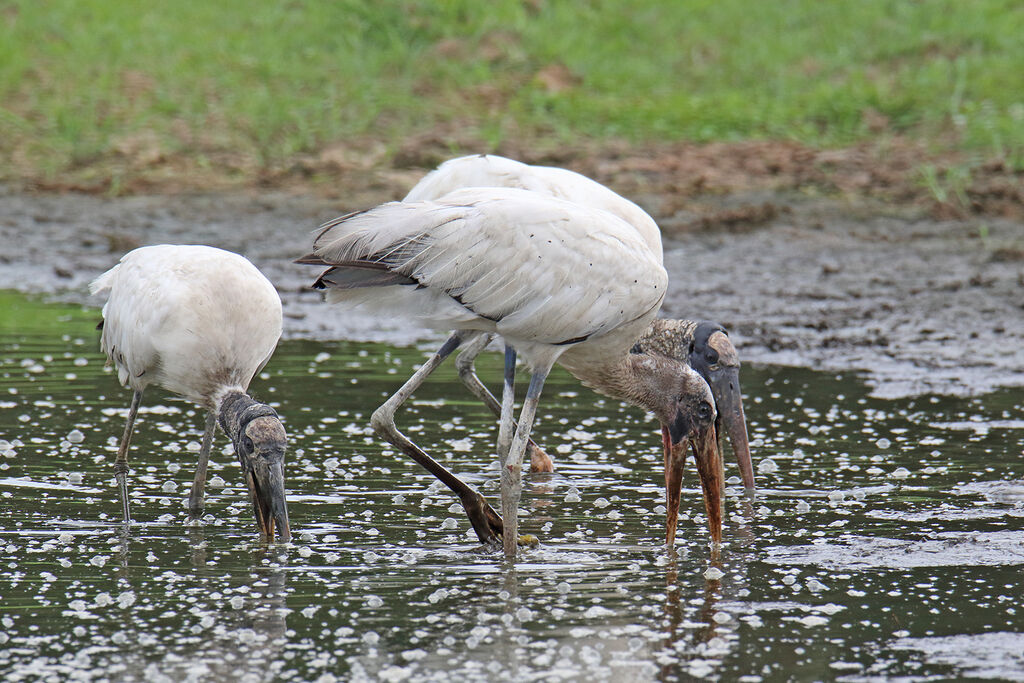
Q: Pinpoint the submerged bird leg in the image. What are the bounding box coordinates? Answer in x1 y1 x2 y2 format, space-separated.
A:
501 363 552 559
114 389 143 524
187 412 218 518
369 331 503 546
455 335 554 473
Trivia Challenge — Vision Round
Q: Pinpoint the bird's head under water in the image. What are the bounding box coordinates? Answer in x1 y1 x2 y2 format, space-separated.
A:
688 322 753 490
633 355 723 547
219 392 291 542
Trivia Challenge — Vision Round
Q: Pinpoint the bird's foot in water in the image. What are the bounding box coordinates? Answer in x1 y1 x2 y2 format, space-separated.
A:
527 442 555 473
459 491 540 549
517 534 540 548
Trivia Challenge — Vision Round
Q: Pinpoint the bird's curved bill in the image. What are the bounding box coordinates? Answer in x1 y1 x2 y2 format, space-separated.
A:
662 423 723 547
248 458 291 542
709 365 753 489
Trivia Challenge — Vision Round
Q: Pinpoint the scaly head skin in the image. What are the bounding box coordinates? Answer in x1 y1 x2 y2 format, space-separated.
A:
636 319 754 490
219 392 291 541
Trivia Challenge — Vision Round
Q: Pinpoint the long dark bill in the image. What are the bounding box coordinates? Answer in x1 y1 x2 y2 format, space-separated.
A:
710 365 753 490
249 458 291 542
662 426 687 547
691 421 723 545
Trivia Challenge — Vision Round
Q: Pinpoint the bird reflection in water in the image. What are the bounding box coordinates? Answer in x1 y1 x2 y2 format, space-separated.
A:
660 548 733 681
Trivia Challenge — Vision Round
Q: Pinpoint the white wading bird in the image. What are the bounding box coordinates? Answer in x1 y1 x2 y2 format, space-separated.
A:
299 188 723 557
91 245 291 540
405 154 753 488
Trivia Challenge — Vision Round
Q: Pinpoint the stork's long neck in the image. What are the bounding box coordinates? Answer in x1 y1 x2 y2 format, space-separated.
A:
560 351 676 417
217 390 277 445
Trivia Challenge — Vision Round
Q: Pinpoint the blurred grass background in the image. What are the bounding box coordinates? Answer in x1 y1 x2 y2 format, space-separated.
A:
1 0 1022 188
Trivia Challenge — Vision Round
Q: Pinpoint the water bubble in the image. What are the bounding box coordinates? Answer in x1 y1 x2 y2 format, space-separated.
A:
161 481 177 492
208 475 226 488
564 487 581 503
440 517 458 530
892 467 911 479
593 497 610 508
806 578 828 592
66 429 85 443
758 458 779 474
362 631 380 645
827 491 845 503
796 500 811 513
704 567 725 580
876 438 891 449
366 595 383 608
556 582 571 594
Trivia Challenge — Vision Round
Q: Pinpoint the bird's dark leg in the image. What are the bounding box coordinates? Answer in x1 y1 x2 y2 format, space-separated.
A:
187 412 218 518
501 363 551 558
370 331 504 546
114 389 143 525
455 336 554 473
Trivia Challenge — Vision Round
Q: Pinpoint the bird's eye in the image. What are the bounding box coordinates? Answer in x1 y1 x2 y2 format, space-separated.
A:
242 436 254 452
698 402 712 421
705 349 719 364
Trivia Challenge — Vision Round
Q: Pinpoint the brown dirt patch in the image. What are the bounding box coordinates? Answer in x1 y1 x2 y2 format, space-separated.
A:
8 131 1023 221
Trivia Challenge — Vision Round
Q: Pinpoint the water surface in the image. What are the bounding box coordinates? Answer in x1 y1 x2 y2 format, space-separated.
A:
1 292 1023 681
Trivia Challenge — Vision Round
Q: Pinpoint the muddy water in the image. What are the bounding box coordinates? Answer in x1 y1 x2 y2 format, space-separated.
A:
2 292 1023 681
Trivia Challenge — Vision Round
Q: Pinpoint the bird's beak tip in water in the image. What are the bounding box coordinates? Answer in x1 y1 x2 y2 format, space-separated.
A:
662 422 723 547
248 457 291 542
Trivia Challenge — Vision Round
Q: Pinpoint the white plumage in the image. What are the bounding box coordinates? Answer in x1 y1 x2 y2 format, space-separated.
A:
91 245 290 539
91 244 282 406
404 154 663 259
314 187 665 370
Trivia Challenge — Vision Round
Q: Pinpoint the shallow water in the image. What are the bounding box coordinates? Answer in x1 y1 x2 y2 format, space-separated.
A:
1 292 1023 682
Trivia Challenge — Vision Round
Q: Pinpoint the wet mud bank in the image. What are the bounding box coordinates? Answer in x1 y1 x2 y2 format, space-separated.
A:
1 184 1021 398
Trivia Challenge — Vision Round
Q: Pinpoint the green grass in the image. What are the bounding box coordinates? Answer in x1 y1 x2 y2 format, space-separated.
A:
1 0 1022 182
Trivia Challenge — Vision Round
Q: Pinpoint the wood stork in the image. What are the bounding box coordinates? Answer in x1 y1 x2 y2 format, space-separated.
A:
90 245 291 541
404 154 754 488
299 188 722 557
